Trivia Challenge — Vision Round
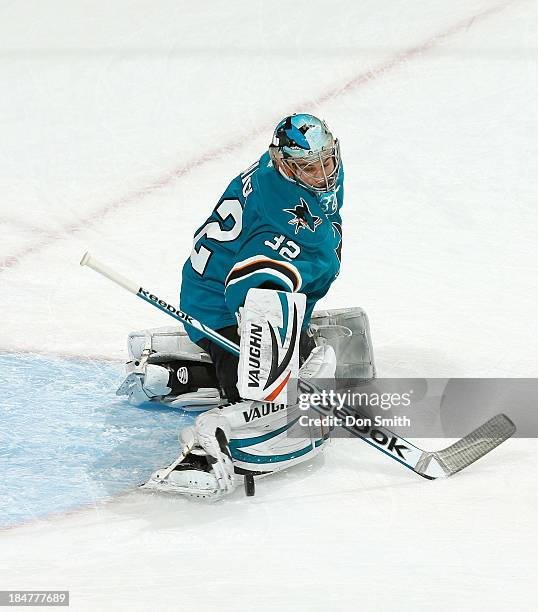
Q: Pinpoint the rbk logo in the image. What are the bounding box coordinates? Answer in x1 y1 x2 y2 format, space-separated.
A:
284 198 322 234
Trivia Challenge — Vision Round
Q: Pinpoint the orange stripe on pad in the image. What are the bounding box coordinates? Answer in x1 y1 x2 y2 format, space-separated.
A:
264 371 291 402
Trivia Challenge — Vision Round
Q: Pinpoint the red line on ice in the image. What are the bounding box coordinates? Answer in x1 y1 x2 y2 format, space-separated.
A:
0 1 513 275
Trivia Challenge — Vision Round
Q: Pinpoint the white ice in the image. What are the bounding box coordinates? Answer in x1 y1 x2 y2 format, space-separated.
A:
0 1 537 610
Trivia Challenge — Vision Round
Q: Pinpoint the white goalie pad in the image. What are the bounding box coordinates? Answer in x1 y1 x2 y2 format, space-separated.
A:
117 326 220 410
237 289 306 404
127 325 211 363
142 343 336 500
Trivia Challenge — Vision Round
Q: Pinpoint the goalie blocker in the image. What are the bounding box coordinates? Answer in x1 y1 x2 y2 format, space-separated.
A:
237 288 306 405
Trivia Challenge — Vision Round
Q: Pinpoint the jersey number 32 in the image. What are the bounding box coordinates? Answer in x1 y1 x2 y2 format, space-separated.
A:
190 198 243 275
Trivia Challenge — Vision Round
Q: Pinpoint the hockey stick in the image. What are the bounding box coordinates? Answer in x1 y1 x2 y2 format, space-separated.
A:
80 251 516 480
80 252 239 356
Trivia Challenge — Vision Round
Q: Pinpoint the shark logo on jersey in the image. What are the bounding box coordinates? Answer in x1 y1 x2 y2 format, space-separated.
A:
284 198 322 234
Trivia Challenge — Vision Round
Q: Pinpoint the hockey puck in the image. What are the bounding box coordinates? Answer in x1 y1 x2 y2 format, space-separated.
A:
244 474 255 497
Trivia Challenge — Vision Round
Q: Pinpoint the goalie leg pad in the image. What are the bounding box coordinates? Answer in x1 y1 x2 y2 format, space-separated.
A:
205 343 336 481
117 326 220 409
127 325 211 362
231 343 336 477
142 344 337 499
228 403 330 477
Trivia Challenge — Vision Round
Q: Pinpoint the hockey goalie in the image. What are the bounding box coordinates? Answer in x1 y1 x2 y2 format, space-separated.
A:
117 114 376 499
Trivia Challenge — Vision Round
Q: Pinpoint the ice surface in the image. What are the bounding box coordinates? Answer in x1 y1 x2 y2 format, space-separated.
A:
0 355 194 528
0 0 536 610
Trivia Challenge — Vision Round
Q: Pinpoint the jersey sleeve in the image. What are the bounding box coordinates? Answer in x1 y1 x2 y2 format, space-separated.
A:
224 232 304 316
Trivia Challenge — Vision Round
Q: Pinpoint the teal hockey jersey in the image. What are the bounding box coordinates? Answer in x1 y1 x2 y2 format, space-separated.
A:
180 151 344 343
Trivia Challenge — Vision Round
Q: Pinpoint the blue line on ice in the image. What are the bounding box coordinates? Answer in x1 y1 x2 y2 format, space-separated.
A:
0 354 195 528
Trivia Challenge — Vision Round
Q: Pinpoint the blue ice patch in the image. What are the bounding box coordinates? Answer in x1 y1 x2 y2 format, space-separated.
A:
0 354 195 528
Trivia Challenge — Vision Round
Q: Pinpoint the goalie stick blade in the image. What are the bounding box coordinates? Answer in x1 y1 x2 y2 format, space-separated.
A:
415 413 516 479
